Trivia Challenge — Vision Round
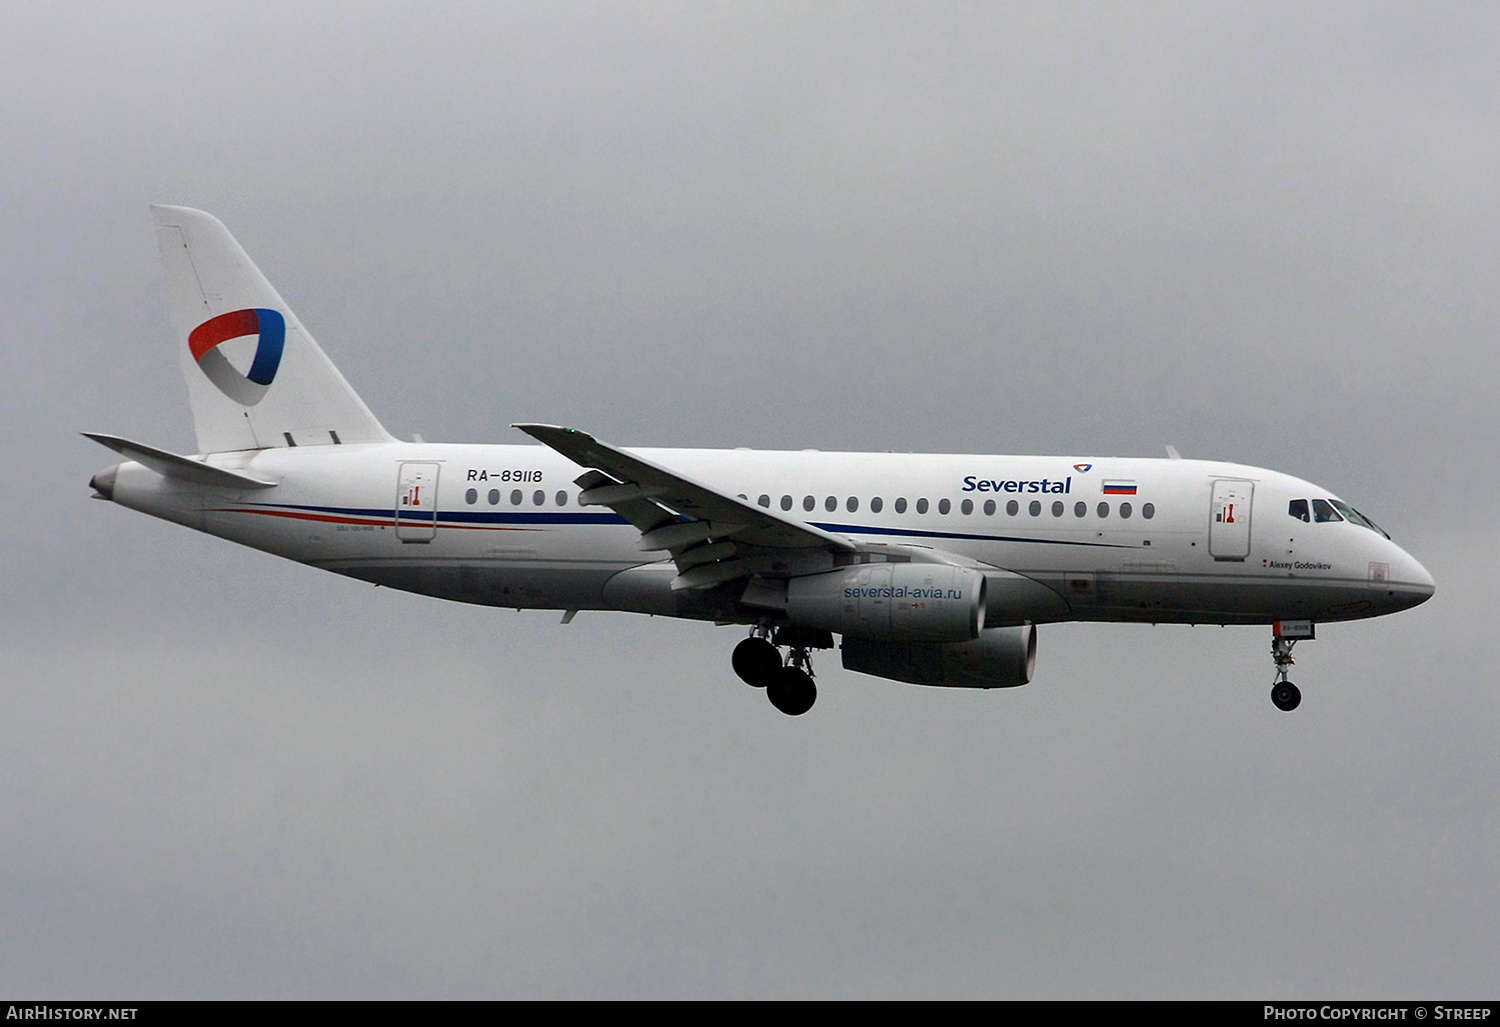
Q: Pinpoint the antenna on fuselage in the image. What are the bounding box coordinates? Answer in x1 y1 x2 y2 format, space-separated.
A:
1165 445 1182 460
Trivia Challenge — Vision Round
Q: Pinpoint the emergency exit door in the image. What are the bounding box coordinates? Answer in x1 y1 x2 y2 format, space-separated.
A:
1209 479 1253 561
396 462 440 542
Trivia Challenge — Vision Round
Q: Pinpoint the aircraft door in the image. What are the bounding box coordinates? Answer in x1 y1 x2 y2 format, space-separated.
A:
396 462 440 542
1209 479 1253 561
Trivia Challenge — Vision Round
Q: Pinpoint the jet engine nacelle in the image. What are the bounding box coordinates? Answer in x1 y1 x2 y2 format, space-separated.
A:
841 624 1038 688
785 564 986 642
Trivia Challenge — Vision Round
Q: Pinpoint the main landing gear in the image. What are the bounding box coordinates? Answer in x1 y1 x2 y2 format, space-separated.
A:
1269 620 1315 711
733 628 818 716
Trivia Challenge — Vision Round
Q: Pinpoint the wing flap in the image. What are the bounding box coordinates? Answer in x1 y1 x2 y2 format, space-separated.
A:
517 424 854 552
516 423 856 588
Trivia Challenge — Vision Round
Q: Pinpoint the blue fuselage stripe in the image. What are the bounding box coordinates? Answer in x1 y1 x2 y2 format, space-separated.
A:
235 502 1132 546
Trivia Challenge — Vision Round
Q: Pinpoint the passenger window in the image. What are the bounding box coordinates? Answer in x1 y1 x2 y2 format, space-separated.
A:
1141 503 1153 519
1028 500 1041 516
938 499 951 515
961 499 973 515
556 491 568 506
1007 500 1019 516
916 498 929 514
488 489 500 505
465 488 478 505
781 495 793 511
825 496 837 512
1119 502 1132 519
510 489 523 506
871 497 883 513
1288 499 1310 522
895 498 907 513
1074 502 1086 517
803 495 815 512
1051 501 1064 517
1097 502 1109 518
846 496 859 513
1312 499 1343 523
983 499 996 515
758 494 770 508
533 490 545 506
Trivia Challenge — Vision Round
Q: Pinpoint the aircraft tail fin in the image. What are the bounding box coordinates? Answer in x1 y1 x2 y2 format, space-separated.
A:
151 205 393 453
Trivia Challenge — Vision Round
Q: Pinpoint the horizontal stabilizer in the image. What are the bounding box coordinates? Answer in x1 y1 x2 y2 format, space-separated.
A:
83 433 277 489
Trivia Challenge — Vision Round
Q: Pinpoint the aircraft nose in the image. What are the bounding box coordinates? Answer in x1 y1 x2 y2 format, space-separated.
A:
1397 550 1436 605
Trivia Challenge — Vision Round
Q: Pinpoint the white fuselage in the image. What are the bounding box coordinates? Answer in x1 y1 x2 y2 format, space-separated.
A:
101 441 1436 628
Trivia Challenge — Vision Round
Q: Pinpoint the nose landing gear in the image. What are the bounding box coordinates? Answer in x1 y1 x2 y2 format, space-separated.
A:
732 626 824 716
1271 673 1301 712
1269 620 1315 711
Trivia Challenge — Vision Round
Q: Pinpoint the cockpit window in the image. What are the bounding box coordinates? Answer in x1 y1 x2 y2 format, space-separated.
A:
1311 499 1343 523
1359 510 1390 540
1328 500 1369 528
1329 499 1391 538
1292 496 1391 537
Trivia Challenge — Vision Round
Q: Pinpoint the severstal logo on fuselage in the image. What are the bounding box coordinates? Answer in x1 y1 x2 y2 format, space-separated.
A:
961 475 1073 494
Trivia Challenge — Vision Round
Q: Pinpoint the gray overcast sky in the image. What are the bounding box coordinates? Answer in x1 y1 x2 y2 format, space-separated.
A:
2 1 1497 998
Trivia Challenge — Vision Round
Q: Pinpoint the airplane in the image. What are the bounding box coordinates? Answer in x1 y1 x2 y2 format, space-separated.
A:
87 206 1436 716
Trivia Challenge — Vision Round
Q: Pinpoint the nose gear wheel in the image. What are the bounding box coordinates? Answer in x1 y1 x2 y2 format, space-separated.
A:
1270 635 1302 712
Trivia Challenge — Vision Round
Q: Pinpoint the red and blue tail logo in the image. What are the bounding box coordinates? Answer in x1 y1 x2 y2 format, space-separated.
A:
189 308 285 406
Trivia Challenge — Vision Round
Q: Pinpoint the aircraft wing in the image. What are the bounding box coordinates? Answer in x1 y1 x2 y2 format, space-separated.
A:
513 423 857 590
